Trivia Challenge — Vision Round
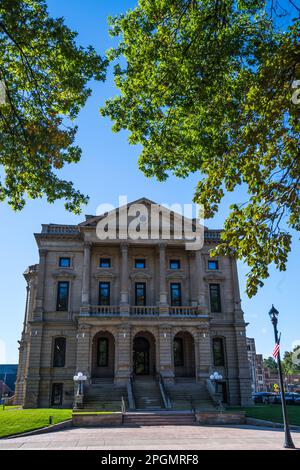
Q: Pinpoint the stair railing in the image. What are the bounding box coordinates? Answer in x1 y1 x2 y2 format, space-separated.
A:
205 378 225 411
127 374 136 410
156 371 172 409
121 395 126 423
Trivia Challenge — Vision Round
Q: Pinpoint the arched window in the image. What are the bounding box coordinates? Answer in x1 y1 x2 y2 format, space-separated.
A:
174 337 184 366
212 337 225 366
53 337 66 367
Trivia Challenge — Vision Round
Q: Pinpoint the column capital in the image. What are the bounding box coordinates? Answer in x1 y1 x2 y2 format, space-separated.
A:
39 248 48 256
120 241 129 251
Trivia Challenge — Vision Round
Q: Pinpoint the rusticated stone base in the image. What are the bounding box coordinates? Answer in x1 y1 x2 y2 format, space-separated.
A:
72 412 123 427
195 411 246 425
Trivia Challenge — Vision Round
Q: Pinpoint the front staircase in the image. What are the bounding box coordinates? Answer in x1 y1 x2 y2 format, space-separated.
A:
132 376 164 410
82 378 128 411
165 378 215 411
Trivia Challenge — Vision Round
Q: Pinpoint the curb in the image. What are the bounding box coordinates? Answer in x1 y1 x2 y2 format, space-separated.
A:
1 419 73 440
246 417 300 431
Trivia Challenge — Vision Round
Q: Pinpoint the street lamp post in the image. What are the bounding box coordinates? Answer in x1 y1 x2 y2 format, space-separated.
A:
268 305 295 449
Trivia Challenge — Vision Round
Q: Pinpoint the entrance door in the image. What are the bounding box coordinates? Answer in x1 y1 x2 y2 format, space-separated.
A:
133 337 150 375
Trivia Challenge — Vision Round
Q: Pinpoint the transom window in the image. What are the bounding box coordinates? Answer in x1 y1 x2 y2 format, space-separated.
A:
209 283 221 312
135 282 146 306
97 337 109 367
53 337 66 367
59 257 70 268
56 281 69 311
213 338 225 366
170 283 182 306
208 260 219 270
99 282 110 305
169 259 180 269
135 259 146 269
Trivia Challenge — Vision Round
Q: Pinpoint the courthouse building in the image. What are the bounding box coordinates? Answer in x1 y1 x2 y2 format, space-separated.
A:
15 198 252 410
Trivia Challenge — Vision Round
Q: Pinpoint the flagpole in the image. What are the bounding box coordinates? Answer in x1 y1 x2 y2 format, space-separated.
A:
269 305 295 449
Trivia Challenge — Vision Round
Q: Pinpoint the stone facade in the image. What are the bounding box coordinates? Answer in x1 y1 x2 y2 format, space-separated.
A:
15 198 252 408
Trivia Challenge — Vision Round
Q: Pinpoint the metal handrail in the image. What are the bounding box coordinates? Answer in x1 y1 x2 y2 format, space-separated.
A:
157 372 172 409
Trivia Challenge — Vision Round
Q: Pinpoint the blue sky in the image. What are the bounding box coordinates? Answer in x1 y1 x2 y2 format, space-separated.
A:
0 0 299 364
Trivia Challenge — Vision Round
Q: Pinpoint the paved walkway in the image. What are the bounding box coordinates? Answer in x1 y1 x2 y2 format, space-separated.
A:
1 425 300 450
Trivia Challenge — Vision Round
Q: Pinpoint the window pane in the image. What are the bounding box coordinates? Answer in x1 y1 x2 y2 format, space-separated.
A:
135 259 146 269
56 282 69 311
99 282 110 305
51 383 63 405
213 338 225 366
170 260 180 269
97 338 108 367
174 338 184 366
208 260 218 270
170 283 182 306
135 283 146 306
100 258 111 268
53 337 66 367
59 257 70 268
209 284 221 312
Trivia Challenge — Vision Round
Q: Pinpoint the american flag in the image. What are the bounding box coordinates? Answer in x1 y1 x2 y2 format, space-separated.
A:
272 334 281 359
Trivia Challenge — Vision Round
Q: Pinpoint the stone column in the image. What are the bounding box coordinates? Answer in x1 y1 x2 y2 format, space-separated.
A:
158 326 174 383
81 243 91 305
188 252 198 306
159 243 168 307
120 243 129 313
34 249 47 320
23 326 43 408
75 324 91 382
235 326 253 406
196 324 211 382
196 250 207 313
231 257 243 320
115 324 131 384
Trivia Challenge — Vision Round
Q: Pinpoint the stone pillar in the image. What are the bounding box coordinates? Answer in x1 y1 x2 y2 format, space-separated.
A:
158 326 174 383
34 249 47 320
196 250 207 313
120 243 129 304
196 324 211 382
23 326 43 408
75 324 91 383
115 324 131 384
14 338 28 405
234 325 253 406
231 257 243 320
81 243 91 305
188 252 198 306
158 243 168 309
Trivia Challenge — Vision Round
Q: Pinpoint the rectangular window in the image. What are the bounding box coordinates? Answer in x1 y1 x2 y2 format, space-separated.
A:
97 338 108 367
53 337 66 367
56 281 69 311
209 283 221 312
135 259 146 269
208 260 219 270
59 257 70 268
213 338 225 366
99 258 111 268
135 282 146 306
174 338 184 366
170 283 182 306
51 383 63 406
169 259 180 269
99 282 110 305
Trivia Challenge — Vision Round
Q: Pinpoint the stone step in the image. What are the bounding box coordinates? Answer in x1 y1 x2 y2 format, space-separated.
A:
123 413 196 426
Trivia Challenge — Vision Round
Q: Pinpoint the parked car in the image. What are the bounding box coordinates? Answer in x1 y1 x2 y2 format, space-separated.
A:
252 392 276 404
274 392 300 405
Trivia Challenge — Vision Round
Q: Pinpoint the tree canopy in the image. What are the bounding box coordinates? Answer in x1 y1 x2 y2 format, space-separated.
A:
0 0 106 213
102 0 300 296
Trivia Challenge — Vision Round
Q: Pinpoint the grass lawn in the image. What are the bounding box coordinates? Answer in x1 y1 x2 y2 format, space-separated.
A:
0 406 72 438
230 405 300 426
